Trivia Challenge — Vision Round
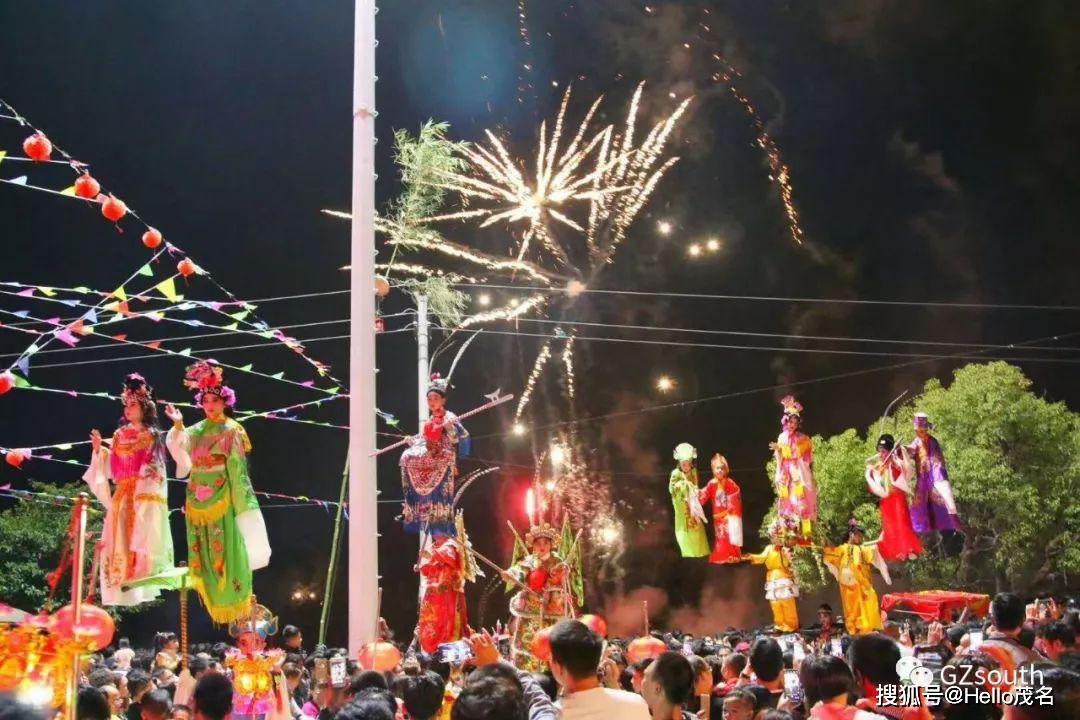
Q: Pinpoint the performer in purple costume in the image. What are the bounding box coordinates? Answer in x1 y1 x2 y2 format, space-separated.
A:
904 412 960 533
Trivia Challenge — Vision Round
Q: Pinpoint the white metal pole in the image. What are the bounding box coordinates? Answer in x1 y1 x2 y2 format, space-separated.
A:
348 0 379 656
416 294 430 424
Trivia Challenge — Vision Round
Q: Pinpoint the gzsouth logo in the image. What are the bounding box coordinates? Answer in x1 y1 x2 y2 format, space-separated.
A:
895 656 934 687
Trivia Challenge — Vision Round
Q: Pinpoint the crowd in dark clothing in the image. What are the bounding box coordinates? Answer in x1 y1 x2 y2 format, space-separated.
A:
1 593 1078 720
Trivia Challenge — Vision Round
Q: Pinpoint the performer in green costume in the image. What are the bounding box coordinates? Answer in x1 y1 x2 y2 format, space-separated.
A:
669 442 709 558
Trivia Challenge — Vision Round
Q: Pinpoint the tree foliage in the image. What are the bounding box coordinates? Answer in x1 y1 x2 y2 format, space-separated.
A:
0 482 102 612
763 362 1080 595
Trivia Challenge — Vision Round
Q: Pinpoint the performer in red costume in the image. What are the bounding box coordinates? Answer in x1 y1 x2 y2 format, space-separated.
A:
865 434 923 562
699 454 743 563
415 513 479 654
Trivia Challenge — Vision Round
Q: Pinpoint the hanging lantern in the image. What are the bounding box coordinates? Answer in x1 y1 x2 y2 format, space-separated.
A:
74 174 101 200
374 276 390 298
0 373 13 396
101 195 127 222
142 228 163 249
626 636 666 664
530 625 555 663
5 449 29 469
357 641 401 672
52 604 115 651
22 133 52 162
579 614 608 639
177 258 197 277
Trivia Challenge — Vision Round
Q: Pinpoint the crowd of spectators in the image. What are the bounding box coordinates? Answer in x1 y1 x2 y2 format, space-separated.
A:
1 593 1078 720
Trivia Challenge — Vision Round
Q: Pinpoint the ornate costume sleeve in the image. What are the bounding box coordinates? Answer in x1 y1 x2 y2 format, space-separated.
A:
821 546 842 582
81 443 113 509
870 545 892 585
698 478 717 511
865 464 888 498
166 426 192 479
727 482 744 546
227 422 271 571
929 447 958 515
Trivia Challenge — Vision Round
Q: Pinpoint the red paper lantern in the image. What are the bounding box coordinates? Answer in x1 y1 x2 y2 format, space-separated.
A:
530 625 555 663
626 636 666 664
358 641 401 672
22 133 52 162
142 228 163 249
74 174 101 200
579 614 608 639
0 373 13 396
52 604 115 651
177 258 197 277
4 449 28 469
101 195 127 222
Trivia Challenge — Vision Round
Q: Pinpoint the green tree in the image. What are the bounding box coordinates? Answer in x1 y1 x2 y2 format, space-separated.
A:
0 482 103 612
765 362 1080 595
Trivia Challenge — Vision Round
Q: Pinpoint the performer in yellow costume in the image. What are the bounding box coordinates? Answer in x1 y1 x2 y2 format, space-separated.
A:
743 518 801 632
822 520 891 635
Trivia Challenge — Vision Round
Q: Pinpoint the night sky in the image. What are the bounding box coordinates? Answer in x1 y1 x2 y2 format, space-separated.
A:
1 1 1079 645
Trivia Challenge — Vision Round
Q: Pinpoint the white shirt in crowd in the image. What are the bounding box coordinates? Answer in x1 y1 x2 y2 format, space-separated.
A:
559 687 651 720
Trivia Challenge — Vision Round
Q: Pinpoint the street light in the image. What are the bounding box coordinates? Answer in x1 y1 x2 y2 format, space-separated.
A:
656 375 675 392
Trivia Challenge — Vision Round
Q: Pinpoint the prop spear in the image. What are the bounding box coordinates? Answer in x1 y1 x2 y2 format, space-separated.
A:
468 546 540 597
370 393 513 457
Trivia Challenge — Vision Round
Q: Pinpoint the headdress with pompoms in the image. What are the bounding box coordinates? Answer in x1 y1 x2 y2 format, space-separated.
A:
120 372 153 406
228 601 279 641
427 372 450 397
780 395 803 428
673 442 697 463
525 520 560 549
184 359 236 407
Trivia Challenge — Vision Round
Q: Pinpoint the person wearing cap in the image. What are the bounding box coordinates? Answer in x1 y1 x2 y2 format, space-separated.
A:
669 443 709 558
865 435 923 562
903 413 960 535
822 521 891 635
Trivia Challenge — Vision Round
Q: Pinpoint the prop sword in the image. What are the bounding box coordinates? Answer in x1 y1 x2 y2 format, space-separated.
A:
370 393 514 457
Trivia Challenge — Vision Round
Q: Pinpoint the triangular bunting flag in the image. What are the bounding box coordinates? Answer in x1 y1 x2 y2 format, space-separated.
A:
60 186 76 197
16 288 34 297
146 341 161 350
223 323 238 331
0 151 6 165
84 308 98 324
15 356 29 376
11 373 30 389
154 277 178 302
112 334 128 342
136 264 154 277
10 176 27 185
178 348 192 356
37 287 57 297
73 286 91 294
270 372 284 379
56 444 72 451
239 364 253 372
229 310 250 321
54 329 79 347
113 286 127 302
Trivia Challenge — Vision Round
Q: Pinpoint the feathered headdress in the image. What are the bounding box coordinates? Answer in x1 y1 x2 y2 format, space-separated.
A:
120 372 153 405
427 372 450 397
184 360 236 407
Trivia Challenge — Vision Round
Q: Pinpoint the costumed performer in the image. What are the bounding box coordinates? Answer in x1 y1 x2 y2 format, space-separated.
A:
669 443 709 558
225 600 290 720
770 396 817 541
416 512 481 654
400 374 469 537
83 373 174 606
865 434 923 561
822 520 891 635
744 517 801 632
502 518 582 671
165 360 271 624
698 453 743 563
904 413 960 534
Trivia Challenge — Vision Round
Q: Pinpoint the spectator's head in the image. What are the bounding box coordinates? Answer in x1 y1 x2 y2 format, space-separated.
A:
687 655 712 696
799 655 854 707
817 604 835 627
991 592 1027 634
722 653 747 682
154 632 179 655
77 687 111 720
1004 664 1080 720
848 632 901 698
642 652 695 717
87 669 118 690
450 677 525 720
140 689 172 720
192 673 233 720
721 688 756 720
281 625 303 651
1039 622 1076 662
0 693 47 720
127 669 153 702
186 657 210 681
348 670 389 698
101 685 123 717
169 705 191 720
151 668 176 690
401 671 445 720
941 654 999 720
946 623 967 650
1061 651 1080 674
761 711 795 720
749 638 784 684
631 657 654 693
334 696 394 720
1018 626 1037 650
548 620 602 688
353 689 396 718
282 663 303 692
